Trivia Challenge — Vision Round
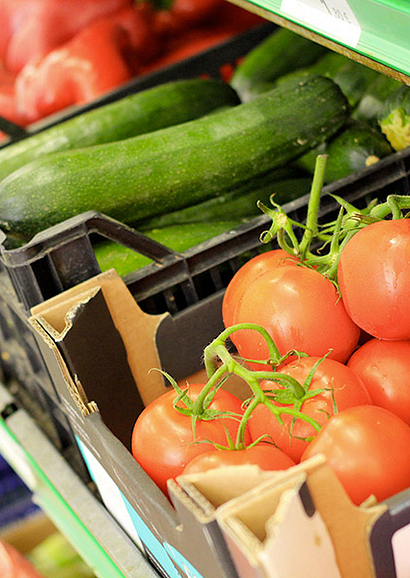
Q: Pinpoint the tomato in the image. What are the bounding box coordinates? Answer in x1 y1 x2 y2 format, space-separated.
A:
248 356 371 463
232 265 360 365
301 405 410 505
338 219 410 339
182 444 295 475
222 249 300 328
131 384 251 496
347 338 410 425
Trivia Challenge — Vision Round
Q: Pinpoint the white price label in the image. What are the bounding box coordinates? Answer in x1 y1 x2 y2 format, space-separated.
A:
392 524 410 578
281 0 361 47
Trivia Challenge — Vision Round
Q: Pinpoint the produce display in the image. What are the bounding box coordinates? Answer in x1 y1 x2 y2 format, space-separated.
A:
130 155 410 509
0 0 262 130
1 15 410 578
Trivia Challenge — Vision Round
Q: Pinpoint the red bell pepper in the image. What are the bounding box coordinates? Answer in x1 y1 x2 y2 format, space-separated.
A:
15 5 156 123
2 0 131 73
0 65 27 128
142 2 264 75
153 0 223 37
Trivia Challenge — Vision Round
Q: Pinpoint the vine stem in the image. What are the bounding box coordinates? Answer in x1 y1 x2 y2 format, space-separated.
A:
299 154 328 259
204 323 283 377
200 323 322 447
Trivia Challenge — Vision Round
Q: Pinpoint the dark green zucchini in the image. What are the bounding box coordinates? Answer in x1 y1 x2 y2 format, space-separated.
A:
0 78 241 182
0 74 350 240
230 27 327 101
277 51 381 109
314 53 381 108
138 175 311 229
94 221 242 276
297 120 393 183
379 84 410 151
353 75 403 126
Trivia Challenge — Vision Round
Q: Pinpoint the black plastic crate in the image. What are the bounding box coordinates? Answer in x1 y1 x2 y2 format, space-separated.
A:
2 145 410 315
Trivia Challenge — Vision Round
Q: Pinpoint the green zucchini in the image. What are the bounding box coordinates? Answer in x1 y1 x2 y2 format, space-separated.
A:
329 61 381 109
353 74 403 126
0 74 350 241
297 120 393 183
230 27 327 102
0 78 241 183
277 51 381 109
138 175 311 229
379 84 410 151
94 221 242 276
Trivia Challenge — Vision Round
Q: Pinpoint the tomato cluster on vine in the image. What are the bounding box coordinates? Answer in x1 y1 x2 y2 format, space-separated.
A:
131 155 410 507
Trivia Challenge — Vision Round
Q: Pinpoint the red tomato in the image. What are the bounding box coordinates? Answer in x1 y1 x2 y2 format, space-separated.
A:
301 405 410 505
232 265 360 364
248 356 371 463
182 444 295 475
338 219 410 339
347 339 410 425
222 249 300 328
131 384 251 496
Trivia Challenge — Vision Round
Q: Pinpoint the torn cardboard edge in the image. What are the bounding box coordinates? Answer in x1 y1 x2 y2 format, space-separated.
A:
29 268 170 403
28 269 173 450
173 454 388 578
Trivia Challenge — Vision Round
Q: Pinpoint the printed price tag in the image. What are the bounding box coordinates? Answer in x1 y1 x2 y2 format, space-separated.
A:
281 0 361 47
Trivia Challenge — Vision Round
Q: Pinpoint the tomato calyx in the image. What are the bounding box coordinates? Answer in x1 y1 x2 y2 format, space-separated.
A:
156 370 243 438
257 154 327 263
257 154 410 285
202 323 327 447
265 353 334 409
260 352 338 443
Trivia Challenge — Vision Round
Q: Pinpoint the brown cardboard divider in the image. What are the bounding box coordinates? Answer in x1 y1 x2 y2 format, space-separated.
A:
30 268 170 401
29 269 173 449
174 455 388 578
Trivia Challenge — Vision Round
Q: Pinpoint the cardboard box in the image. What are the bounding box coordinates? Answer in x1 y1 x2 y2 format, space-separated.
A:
28 268 410 578
174 456 386 578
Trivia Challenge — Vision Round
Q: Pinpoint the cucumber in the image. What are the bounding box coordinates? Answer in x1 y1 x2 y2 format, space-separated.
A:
138 175 311 229
0 74 350 241
230 27 328 101
0 78 241 182
297 120 393 183
379 84 410 151
94 221 242 276
353 75 403 126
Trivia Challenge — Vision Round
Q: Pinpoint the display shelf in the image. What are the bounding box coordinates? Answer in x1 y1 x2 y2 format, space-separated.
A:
0 384 159 578
228 0 410 83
